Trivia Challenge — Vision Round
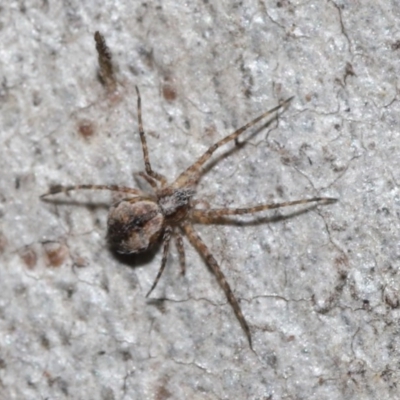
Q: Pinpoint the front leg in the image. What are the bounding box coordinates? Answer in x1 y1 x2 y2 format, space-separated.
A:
135 86 167 186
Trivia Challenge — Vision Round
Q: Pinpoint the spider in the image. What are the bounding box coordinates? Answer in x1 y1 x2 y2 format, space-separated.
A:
41 33 337 349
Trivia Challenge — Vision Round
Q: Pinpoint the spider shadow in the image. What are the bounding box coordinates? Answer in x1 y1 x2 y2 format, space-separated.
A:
111 240 163 269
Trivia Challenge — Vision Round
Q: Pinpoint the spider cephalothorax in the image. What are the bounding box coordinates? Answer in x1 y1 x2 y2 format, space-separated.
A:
41 32 337 349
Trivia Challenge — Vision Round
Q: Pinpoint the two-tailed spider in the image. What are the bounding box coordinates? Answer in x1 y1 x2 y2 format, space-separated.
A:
41 32 337 348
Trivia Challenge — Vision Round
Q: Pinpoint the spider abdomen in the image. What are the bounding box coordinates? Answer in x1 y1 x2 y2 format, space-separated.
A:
107 199 164 254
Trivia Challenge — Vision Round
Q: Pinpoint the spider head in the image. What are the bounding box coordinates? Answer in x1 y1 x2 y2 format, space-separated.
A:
107 199 164 254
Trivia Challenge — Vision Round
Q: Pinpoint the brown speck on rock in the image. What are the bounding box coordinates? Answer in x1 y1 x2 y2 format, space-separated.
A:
78 120 95 139
305 93 313 102
43 241 69 268
19 245 38 269
162 82 177 102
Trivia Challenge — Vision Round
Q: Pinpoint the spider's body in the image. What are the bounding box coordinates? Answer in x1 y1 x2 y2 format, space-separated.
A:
41 32 337 349
107 185 196 254
107 197 164 254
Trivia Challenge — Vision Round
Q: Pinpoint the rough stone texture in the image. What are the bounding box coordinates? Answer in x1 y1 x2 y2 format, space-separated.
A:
1 1 399 399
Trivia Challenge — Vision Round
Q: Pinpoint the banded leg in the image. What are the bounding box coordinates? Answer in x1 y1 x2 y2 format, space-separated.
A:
174 97 293 187
182 223 252 348
175 230 186 275
135 86 167 186
40 184 143 198
146 227 172 297
191 197 337 222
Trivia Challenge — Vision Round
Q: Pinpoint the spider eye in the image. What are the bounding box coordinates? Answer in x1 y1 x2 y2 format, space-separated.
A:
107 200 164 254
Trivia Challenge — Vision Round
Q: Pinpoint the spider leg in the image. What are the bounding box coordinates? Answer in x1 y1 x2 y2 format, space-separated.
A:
137 171 159 191
40 184 143 198
175 230 186 275
135 86 167 186
173 97 293 188
146 227 172 297
191 197 337 221
182 223 252 349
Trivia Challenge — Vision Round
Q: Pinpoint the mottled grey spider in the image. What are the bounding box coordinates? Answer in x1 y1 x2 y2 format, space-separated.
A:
41 32 336 348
